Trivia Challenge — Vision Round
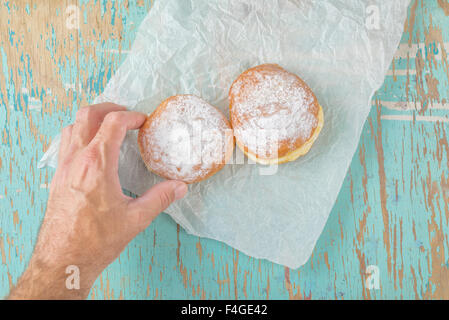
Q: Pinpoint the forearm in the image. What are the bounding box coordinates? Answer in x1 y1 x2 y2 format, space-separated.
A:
6 104 187 300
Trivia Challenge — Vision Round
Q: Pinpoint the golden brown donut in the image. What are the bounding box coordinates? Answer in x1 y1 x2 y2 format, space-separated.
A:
138 95 234 184
229 64 324 164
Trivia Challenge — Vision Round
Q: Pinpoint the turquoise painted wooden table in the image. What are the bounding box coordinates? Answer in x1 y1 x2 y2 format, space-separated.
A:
1 0 449 299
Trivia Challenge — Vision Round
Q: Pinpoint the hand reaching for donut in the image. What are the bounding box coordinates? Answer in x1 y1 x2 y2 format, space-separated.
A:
8 103 188 300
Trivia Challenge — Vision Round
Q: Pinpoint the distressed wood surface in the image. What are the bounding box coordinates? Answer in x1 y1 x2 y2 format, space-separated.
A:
1 0 449 299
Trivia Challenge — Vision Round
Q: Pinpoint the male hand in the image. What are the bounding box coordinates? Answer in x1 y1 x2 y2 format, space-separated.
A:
8 103 188 299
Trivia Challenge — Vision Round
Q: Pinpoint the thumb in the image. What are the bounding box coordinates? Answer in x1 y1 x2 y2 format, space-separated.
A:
127 180 188 230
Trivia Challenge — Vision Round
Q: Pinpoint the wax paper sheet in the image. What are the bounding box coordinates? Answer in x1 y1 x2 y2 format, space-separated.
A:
39 0 410 268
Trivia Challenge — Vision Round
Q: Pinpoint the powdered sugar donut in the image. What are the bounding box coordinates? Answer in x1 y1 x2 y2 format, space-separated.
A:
229 64 324 164
138 95 234 183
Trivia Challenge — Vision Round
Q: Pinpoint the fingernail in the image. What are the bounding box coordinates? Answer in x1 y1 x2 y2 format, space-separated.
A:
174 182 188 200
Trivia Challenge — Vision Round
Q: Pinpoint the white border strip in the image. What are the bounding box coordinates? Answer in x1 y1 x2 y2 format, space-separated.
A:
381 114 449 123
379 101 449 111
393 43 448 60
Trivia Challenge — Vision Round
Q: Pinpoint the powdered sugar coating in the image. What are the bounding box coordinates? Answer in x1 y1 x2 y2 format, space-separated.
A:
138 95 233 183
230 64 319 159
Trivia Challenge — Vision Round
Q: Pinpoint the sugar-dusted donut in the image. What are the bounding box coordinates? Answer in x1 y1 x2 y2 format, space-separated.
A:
138 95 234 183
229 64 324 164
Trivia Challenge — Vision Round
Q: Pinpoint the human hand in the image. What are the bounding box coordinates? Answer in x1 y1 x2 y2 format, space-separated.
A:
8 103 188 299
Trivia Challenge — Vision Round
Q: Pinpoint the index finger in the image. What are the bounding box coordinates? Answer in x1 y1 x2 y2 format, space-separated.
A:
72 103 127 149
89 111 147 167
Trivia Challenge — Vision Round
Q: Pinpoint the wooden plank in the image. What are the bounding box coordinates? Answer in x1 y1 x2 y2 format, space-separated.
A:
1 0 449 299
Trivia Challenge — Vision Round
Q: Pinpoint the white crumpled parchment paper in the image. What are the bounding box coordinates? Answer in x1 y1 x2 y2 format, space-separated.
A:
39 0 410 269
